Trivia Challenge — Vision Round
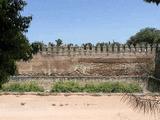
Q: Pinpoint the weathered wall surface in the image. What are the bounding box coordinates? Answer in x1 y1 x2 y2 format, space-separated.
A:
17 44 155 77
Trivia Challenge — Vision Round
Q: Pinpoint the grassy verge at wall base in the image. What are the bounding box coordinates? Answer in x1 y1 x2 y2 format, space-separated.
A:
1 82 44 92
1 81 142 93
51 81 142 93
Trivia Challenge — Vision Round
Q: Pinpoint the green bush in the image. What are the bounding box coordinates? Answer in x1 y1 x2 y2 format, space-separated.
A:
83 84 99 93
84 82 141 93
2 82 44 92
51 81 83 93
51 81 142 93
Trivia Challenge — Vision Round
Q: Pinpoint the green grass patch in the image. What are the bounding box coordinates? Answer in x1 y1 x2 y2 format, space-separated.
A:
51 81 83 92
2 82 44 92
51 81 142 93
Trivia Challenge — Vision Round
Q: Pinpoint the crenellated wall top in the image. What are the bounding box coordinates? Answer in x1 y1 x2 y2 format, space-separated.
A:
39 43 159 56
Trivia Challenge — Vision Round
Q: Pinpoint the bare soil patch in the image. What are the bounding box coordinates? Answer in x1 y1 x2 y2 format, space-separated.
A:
0 95 159 120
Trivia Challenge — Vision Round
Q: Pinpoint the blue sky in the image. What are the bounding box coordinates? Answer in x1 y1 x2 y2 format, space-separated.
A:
23 0 160 45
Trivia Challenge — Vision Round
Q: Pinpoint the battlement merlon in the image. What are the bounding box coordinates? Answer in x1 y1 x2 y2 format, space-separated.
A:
39 43 158 56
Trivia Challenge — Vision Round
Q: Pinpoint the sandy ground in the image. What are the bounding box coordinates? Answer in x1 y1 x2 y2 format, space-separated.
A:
0 95 159 120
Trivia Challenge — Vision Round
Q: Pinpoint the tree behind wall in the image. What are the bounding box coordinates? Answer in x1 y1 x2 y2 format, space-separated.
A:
55 39 63 47
144 0 160 5
0 0 32 86
127 27 160 45
31 42 44 54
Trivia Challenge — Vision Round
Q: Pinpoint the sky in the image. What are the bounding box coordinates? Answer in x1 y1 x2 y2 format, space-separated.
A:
23 0 160 45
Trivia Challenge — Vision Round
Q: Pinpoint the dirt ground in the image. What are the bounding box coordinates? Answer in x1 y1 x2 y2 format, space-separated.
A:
0 95 159 120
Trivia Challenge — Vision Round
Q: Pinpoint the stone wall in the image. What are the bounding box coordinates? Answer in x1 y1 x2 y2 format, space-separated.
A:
16 44 156 77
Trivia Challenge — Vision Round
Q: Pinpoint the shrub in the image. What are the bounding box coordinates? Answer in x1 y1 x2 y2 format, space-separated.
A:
2 82 44 92
51 81 142 93
84 82 141 93
83 84 99 93
124 83 142 93
51 81 83 93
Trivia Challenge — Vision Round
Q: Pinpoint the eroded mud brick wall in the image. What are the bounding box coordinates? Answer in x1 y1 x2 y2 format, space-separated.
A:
17 44 156 77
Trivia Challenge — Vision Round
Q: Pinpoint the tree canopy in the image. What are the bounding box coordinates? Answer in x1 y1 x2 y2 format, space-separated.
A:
31 42 44 54
127 28 160 45
55 39 63 47
0 0 32 86
144 0 160 5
